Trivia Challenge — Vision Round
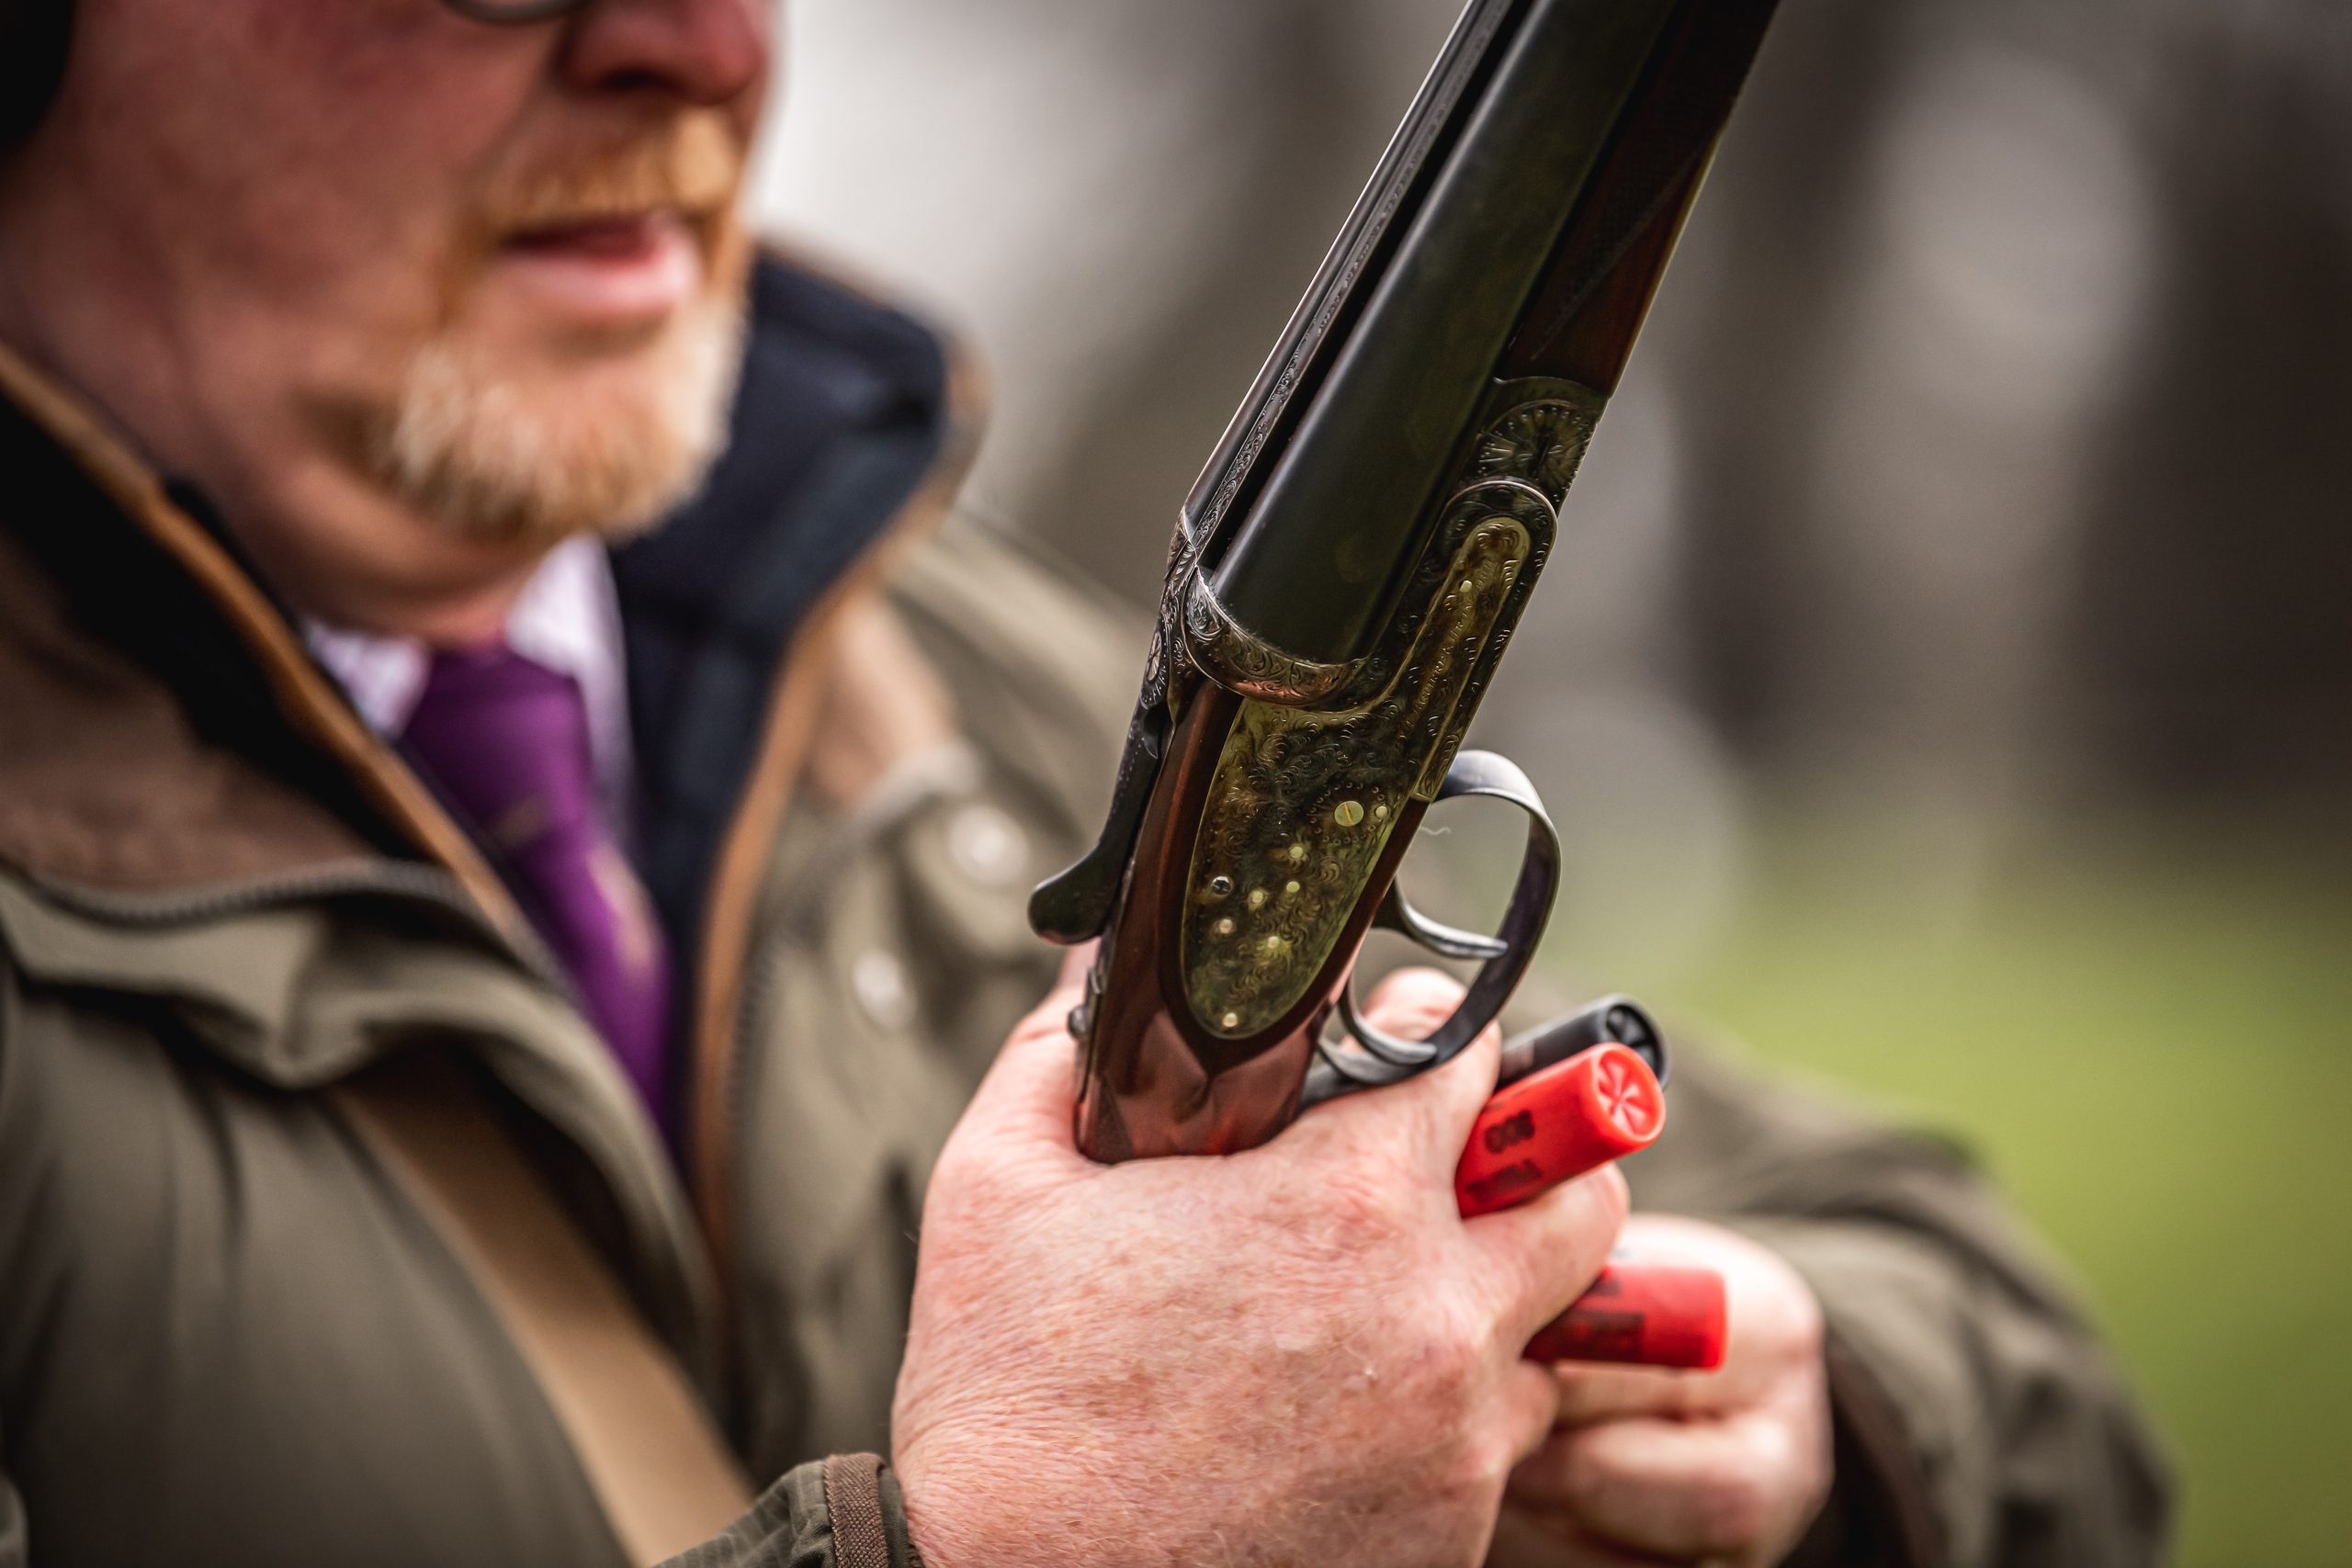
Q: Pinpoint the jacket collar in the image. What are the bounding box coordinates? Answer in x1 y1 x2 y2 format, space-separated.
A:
0 338 520 921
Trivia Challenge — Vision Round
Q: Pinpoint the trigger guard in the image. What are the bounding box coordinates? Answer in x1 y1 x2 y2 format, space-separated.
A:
1374 884 1511 962
1303 750 1562 1104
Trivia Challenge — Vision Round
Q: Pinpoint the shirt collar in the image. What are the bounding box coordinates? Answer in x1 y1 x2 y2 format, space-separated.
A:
304 535 638 824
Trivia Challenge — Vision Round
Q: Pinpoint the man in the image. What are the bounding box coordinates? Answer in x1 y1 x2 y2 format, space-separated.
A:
0 1 2167 1564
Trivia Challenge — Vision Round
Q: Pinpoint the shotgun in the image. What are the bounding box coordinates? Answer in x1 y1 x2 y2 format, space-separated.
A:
1031 0 1779 1360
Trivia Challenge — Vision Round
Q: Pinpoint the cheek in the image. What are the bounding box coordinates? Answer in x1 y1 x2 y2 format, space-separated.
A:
78 0 537 340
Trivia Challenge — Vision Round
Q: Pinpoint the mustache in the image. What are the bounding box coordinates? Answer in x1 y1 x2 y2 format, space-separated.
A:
471 111 745 238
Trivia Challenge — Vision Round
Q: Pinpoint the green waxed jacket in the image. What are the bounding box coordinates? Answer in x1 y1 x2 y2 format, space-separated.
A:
0 255 2166 1568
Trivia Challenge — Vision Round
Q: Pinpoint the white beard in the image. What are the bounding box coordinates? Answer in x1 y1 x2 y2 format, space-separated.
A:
374 280 746 547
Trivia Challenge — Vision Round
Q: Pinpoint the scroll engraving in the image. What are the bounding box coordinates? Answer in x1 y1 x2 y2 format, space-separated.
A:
1171 380 1599 1039
1179 519 1531 1039
1183 577 1355 705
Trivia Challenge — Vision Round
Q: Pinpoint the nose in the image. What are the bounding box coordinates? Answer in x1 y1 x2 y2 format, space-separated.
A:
560 0 769 107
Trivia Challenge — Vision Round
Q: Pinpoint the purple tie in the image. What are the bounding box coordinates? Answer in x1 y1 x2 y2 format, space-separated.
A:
402 643 674 1132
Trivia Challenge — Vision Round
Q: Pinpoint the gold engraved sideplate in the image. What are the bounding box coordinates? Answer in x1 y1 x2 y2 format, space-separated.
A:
1179 517 1532 1039
1170 378 1600 1040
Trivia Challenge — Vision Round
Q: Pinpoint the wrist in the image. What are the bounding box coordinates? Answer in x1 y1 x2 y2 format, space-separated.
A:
896 1438 1151 1568
897 1446 1037 1568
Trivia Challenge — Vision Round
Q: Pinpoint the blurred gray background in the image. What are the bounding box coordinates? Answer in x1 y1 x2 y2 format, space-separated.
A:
753 0 2349 975
750 3 2352 1562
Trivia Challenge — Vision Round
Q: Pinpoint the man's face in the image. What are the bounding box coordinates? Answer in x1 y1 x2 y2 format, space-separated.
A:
0 0 771 628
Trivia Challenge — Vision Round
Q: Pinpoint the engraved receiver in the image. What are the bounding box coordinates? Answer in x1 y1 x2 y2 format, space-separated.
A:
1030 0 1781 1162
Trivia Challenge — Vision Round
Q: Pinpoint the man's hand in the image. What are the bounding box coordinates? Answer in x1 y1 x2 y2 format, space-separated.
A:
1487 1216 1833 1568
892 966 1628 1568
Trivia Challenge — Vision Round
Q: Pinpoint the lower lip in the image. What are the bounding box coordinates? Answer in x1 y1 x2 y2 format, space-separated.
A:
492 211 704 327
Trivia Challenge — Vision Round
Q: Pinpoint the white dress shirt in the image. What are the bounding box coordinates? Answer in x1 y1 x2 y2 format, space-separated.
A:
304 536 639 831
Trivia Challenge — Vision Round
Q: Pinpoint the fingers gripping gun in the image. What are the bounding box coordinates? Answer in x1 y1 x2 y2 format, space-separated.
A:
1030 0 1780 1369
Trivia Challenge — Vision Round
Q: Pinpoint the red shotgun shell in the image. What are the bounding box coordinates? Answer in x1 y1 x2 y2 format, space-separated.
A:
1524 1263 1729 1371
1456 1043 1665 1219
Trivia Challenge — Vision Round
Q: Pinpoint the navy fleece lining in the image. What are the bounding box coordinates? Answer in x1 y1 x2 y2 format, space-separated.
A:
610 258 953 992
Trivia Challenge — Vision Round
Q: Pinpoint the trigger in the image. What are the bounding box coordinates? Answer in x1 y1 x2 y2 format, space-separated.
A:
1374 885 1510 962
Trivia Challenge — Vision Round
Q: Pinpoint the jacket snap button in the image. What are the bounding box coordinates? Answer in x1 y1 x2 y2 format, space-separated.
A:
947 803 1028 886
852 949 916 1031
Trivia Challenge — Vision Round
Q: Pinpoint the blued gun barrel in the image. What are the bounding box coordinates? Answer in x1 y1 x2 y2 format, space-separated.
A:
1201 0 1779 663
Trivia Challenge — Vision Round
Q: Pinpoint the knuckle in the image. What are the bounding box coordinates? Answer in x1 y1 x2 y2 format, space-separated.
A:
1693 1468 1775 1550
1784 1273 1826 1356
1555 1435 1614 1514
1796 1426 1837 1517
1802 1434 1837 1517
1453 1425 1526 1502
1298 1160 1413 1253
1396 1304 1487 1412
1751 1255 1826 1368
1757 1404 1830 1508
1552 1438 1627 1523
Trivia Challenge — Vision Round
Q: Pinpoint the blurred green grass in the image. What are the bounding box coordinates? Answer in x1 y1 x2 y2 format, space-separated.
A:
1633 821 2352 1567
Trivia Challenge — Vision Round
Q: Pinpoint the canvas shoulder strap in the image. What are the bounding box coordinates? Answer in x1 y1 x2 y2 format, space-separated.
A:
337 1055 756 1566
